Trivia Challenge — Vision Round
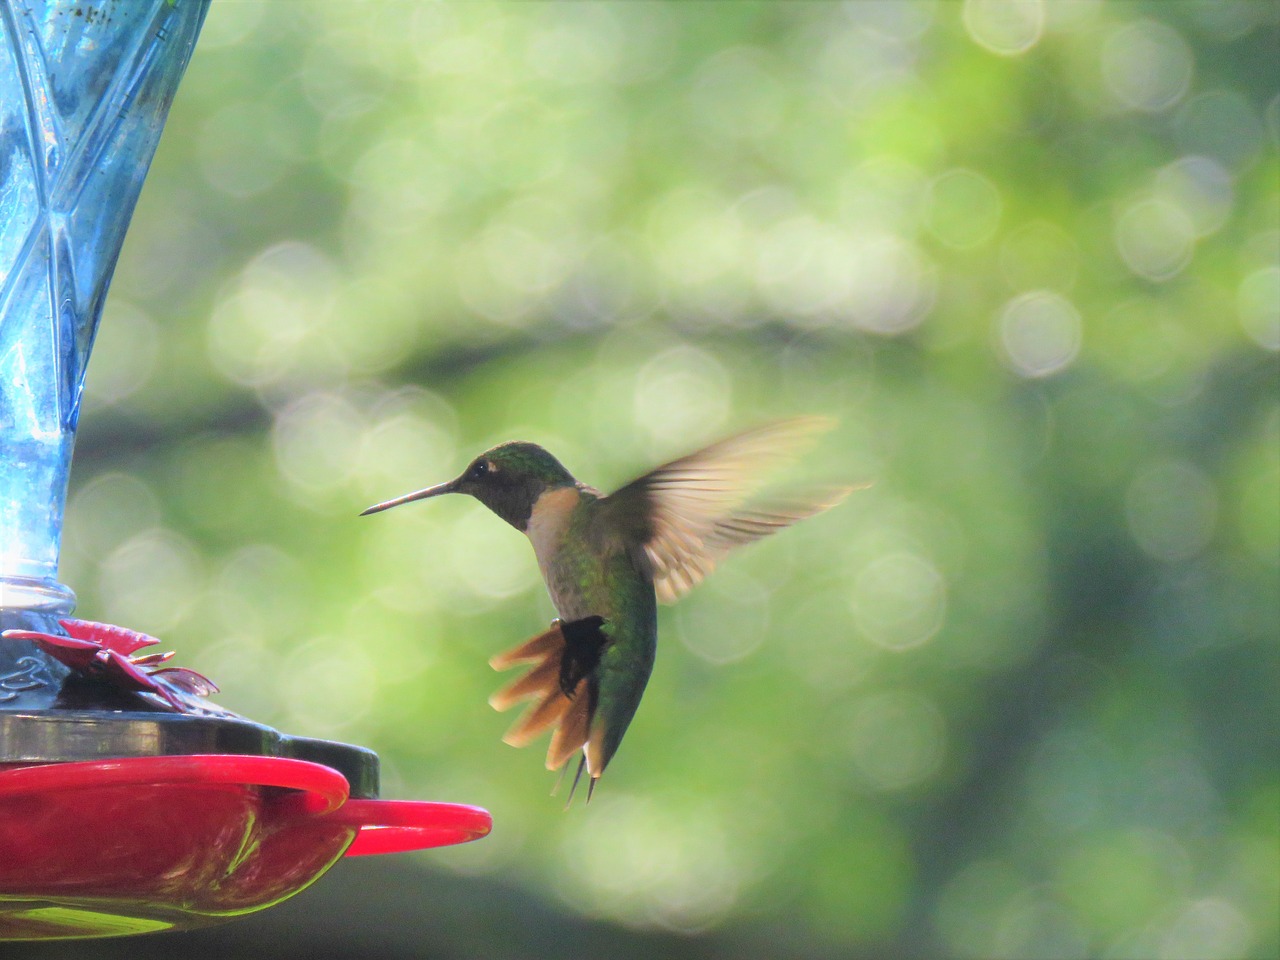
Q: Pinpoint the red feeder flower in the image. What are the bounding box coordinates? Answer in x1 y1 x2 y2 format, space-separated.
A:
3 619 218 712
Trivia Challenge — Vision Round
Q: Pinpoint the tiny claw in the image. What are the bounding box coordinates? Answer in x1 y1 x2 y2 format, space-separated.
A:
564 755 588 809
551 760 571 797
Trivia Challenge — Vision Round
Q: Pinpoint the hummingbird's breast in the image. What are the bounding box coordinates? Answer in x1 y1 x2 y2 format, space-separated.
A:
525 483 658 777
525 485 640 621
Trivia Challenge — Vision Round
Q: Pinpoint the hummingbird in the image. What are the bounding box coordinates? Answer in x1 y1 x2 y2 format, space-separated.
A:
361 417 850 799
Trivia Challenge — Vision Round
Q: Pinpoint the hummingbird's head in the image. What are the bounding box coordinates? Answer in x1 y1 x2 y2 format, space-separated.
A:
361 441 576 531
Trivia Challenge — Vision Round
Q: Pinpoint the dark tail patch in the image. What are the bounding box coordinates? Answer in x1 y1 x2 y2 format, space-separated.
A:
558 615 609 697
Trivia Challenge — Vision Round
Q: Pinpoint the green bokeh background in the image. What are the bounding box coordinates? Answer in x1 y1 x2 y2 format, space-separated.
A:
22 1 1280 958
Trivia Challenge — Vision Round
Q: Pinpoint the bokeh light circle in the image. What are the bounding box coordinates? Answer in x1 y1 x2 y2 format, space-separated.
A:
67 472 162 563
83 301 159 409
852 550 946 651
844 689 947 791
1154 155 1234 238
282 635 380 736
924 168 1003 250
962 0 1045 56
997 290 1082 378
97 529 203 633
1159 897 1253 960
1115 198 1196 282
1101 19 1194 113
449 508 541 601
1175 89 1266 170
1125 460 1218 563
208 242 340 387
1237 265 1280 351
676 570 771 666
633 344 731 449
272 391 366 497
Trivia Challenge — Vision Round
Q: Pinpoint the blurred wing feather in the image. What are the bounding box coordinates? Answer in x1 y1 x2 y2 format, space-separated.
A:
600 417 852 603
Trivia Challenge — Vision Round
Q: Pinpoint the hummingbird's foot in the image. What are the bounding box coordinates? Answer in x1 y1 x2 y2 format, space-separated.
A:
564 755 589 808
556 754 599 807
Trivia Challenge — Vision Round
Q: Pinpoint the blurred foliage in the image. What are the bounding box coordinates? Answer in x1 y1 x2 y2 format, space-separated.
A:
36 0 1280 957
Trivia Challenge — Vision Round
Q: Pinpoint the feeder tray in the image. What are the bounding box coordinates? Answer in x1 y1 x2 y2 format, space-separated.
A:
0 613 491 940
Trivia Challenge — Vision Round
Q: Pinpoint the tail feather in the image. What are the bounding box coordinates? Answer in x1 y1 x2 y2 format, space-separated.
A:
547 687 592 771
585 722 609 776
488 654 560 711
490 621 596 777
502 687 572 747
489 624 562 670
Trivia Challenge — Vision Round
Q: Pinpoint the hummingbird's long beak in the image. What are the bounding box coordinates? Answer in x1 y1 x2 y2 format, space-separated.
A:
360 479 458 516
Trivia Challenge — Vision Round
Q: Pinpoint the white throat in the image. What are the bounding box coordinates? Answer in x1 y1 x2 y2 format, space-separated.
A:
525 486 581 570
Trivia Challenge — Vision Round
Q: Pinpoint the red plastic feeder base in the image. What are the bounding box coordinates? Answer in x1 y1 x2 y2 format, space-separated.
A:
0 755 491 940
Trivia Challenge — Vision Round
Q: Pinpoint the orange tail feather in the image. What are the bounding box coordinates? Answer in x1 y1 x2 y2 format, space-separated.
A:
489 623 562 670
490 622 593 773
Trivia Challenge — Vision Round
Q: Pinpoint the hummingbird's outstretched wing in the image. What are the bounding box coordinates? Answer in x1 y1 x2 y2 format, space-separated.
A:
599 417 853 603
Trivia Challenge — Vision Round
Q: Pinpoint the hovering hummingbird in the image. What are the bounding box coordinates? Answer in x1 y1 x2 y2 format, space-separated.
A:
361 417 850 799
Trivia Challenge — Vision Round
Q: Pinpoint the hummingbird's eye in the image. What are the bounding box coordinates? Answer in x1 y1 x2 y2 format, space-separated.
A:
468 459 490 480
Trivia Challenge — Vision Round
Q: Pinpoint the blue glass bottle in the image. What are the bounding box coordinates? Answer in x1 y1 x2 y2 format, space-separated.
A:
0 0 209 620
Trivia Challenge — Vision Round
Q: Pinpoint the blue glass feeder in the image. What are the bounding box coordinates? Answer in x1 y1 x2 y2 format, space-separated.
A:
0 0 204 613
0 2 490 939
